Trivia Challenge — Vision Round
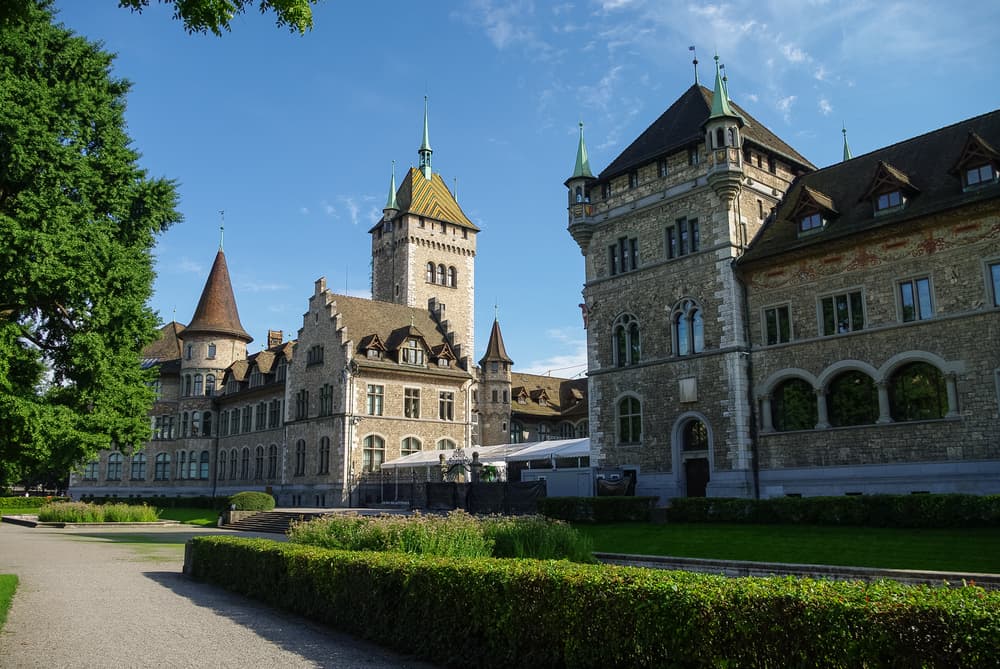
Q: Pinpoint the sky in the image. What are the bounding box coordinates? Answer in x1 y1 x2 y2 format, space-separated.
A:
52 0 1000 377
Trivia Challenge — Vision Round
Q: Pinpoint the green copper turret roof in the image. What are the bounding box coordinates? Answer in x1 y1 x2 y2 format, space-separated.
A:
572 121 594 179
842 124 853 161
385 161 399 210
708 54 736 120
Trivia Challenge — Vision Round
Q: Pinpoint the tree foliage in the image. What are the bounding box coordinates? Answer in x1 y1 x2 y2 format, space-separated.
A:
117 0 320 35
0 1 180 486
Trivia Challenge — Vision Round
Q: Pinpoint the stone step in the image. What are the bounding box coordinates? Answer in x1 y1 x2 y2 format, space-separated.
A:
222 510 325 535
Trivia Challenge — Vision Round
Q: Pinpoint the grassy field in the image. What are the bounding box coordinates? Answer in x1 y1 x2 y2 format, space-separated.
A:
156 507 219 526
576 522 1000 573
0 574 18 631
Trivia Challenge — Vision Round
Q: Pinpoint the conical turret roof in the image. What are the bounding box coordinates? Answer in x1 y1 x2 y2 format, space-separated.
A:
479 318 513 366
183 250 252 343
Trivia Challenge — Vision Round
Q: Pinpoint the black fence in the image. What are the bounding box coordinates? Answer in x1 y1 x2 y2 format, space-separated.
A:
356 472 546 515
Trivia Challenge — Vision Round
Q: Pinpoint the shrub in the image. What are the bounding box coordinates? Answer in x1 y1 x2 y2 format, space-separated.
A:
667 494 1000 528
481 515 595 563
81 495 223 510
37 501 159 523
187 536 1000 669
537 496 658 523
228 491 275 512
0 496 68 509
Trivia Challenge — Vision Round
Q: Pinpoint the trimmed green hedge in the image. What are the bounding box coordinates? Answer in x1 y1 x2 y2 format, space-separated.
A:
668 494 1000 528
537 496 658 523
188 536 1000 668
0 496 68 509
79 495 224 509
228 491 275 511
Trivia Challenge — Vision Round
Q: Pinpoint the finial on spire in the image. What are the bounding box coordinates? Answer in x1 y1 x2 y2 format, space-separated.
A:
708 52 736 119
384 161 399 211
218 210 225 250
689 45 698 85
842 123 853 161
419 95 433 179
494 300 499 321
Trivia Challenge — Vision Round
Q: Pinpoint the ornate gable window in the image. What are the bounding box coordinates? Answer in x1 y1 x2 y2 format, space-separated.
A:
401 338 425 366
862 161 918 216
950 131 1000 191
790 186 837 237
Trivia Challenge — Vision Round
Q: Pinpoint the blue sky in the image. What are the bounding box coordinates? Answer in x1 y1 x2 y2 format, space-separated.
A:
53 1 999 377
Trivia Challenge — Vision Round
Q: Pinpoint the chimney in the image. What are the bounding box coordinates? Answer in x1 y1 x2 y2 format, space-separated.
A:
267 330 283 348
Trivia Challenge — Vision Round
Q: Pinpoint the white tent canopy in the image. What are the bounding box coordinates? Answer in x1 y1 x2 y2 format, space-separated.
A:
380 438 590 470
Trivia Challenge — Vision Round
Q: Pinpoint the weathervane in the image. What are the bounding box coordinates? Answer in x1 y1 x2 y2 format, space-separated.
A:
218 210 225 250
689 45 699 84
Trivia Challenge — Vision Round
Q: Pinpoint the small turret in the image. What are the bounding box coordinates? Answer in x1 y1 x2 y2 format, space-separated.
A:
565 121 598 255
703 54 745 204
383 161 399 220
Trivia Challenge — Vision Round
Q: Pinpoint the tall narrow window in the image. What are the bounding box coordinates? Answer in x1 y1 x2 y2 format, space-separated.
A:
437 264 446 285
267 445 277 479
205 374 215 396
318 436 330 474
367 384 384 415
899 277 933 322
449 266 457 288
254 446 264 479
193 374 203 397
207 343 217 359
199 450 210 480
131 452 147 481
217 450 227 481
612 314 640 367
404 388 420 418
154 453 170 481
426 262 435 283
106 453 123 481
763 305 792 345
618 396 641 443
673 299 704 355
362 435 385 472
439 391 454 421
294 439 306 476
988 261 1000 307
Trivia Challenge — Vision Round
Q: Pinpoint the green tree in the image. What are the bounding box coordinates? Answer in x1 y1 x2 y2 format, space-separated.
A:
0 0 180 487
117 0 321 35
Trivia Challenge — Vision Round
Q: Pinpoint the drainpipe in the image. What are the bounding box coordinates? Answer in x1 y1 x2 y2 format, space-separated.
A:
736 269 760 499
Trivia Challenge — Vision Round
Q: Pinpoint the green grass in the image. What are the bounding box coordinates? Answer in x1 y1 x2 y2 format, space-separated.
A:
156 507 219 526
0 574 18 631
576 522 1000 573
0 508 39 516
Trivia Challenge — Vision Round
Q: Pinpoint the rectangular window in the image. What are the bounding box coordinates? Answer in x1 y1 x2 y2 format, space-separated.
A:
966 164 996 188
688 147 699 166
989 262 1000 307
404 388 420 419
609 237 638 275
268 400 281 428
601 183 611 199
679 220 688 255
628 171 638 189
898 277 933 322
763 305 792 345
666 227 677 259
255 403 266 430
241 406 252 432
821 290 865 335
768 156 776 174
401 339 425 365
608 245 618 276
439 391 454 421
689 218 699 253
318 384 333 416
367 384 384 416
875 190 903 212
657 158 668 177
306 344 324 365
799 212 824 233
295 390 309 420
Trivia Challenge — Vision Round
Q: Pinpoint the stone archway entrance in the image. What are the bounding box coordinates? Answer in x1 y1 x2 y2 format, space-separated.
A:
680 418 710 497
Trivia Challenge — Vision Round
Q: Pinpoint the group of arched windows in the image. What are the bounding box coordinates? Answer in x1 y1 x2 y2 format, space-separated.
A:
176 450 211 480
360 435 458 472
179 411 213 438
609 300 705 365
765 362 951 432
182 373 216 397
426 262 458 288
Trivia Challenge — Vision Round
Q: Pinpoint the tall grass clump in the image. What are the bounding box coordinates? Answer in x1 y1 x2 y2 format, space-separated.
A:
289 511 594 562
37 502 159 523
482 515 595 563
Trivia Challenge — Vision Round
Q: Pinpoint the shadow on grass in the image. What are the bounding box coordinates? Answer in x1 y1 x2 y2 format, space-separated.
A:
140 569 437 668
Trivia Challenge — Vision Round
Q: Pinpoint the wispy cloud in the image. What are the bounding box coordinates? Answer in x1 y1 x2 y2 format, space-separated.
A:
239 278 289 293
519 327 587 376
776 95 797 122
176 258 204 274
452 0 560 62
818 97 833 115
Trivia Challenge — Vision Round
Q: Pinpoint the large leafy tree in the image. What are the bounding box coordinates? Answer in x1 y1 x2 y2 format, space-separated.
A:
0 0 181 487
118 0 321 35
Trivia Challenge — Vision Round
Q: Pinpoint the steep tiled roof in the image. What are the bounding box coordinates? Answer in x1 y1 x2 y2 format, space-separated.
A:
142 321 185 361
371 167 478 232
509 373 588 419
479 319 513 365
599 84 814 180
740 109 1000 265
184 250 252 343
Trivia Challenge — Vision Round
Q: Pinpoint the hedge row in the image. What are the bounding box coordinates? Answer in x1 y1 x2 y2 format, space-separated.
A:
537 496 658 523
0 497 68 509
78 495 225 509
668 494 1000 528
187 536 1000 668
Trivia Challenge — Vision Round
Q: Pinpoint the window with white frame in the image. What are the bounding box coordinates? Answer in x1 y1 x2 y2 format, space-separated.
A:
362 435 385 472
763 305 791 345
401 339 425 365
798 212 824 234
618 396 642 444
106 453 123 481
874 190 904 214
898 277 933 322
820 290 865 335
154 453 170 481
367 384 384 416
130 452 146 481
439 391 454 421
965 164 997 189
404 388 420 418
401 437 422 456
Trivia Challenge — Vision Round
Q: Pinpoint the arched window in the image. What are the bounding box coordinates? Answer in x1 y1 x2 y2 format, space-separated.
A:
437 438 456 450
131 452 146 481
193 374 203 397
154 453 170 481
294 439 306 476
673 299 704 356
510 422 524 444
401 437 422 455
612 313 640 366
437 264 446 285
715 127 725 148
559 422 575 439
575 186 583 202
362 435 385 472
771 378 817 431
205 374 216 396
178 451 187 480
199 450 210 479
267 445 277 479
188 450 198 479
254 446 264 479
828 371 878 427
426 262 435 283
575 420 589 438
318 436 330 474
229 448 238 480
240 447 251 480
618 396 642 443
889 362 948 422
728 128 735 147
218 450 227 481
681 419 708 451
202 411 212 437
106 453 123 481
191 412 201 437
448 266 457 288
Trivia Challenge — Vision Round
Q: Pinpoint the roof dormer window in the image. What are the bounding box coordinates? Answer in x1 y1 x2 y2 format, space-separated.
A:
799 212 824 234
401 339 424 366
875 190 904 214
965 164 997 189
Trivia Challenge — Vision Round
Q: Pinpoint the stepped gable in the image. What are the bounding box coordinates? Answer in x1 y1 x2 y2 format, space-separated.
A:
184 250 252 342
600 84 814 180
370 167 479 232
741 109 1000 265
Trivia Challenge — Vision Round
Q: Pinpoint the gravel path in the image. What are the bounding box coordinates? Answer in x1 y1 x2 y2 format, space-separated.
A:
0 522 438 668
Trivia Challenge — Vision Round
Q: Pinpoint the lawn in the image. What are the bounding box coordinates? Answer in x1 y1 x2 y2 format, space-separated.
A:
0 508 40 516
156 507 219 526
0 574 18 631
576 522 1000 573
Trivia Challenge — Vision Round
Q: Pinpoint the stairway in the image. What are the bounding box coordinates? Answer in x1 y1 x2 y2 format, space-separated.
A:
222 511 326 535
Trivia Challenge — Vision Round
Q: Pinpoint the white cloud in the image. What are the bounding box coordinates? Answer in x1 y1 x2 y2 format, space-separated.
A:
239 279 289 293
321 200 336 217
452 0 559 62
818 97 833 115
338 196 361 226
518 327 587 376
299 206 310 215
776 95 797 122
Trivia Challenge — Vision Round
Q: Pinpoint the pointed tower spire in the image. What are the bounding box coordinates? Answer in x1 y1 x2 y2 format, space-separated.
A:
418 95 433 180
384 160 399 211
184 250 252 343
572 121 594 178
479 318 514 366
708 53 735 119
218 210 225 250
689 45 699 85
842 123 853 161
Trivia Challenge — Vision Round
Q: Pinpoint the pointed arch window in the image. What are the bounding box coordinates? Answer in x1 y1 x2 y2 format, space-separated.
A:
612 313 640 367
230 448 238 480
672 299 704 356
254 446 264 479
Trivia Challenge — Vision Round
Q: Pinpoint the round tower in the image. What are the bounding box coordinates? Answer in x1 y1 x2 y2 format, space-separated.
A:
477 318 513 447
